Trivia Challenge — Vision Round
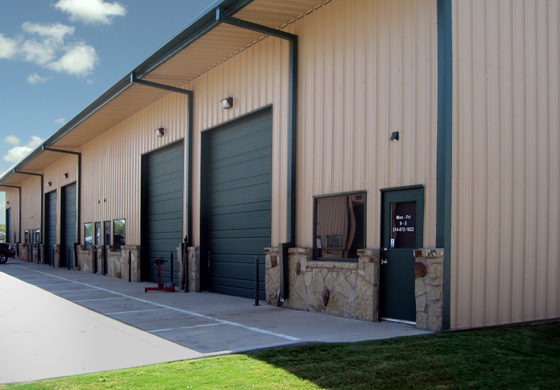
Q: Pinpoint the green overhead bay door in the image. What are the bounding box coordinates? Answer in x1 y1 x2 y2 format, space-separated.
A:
62 183 76 268
45 190 57 265
205 109 272 299
143 142 184 283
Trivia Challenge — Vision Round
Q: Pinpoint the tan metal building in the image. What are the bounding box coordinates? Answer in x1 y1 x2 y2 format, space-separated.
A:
1 0 558 331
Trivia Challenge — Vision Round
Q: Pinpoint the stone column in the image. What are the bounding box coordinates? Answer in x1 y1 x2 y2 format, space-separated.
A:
40 244 46 264
77 245 93 272
121 245 141 281
187 246 200 292
265 247 280 305
354 249 380 322
414 248 444 332
53 244 60 267
95 245 105 275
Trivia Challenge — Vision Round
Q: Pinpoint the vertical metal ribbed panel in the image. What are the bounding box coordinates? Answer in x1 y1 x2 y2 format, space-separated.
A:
190 0 438 249
296 0 438 247
80 93 188 245
451 0 560 329
189 35 290 247
42 154 79 241
5 189 20 242
20 176 41 235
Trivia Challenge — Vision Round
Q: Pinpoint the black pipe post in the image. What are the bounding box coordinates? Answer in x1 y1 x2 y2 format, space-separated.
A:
128 250 132 282
183 243 189 292
254 256 260 306
170 252 174 283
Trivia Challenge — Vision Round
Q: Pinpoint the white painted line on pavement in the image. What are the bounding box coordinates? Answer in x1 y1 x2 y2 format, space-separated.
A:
107 308 168 315
150 322 223 334
12 265 302 342
75 297 124 303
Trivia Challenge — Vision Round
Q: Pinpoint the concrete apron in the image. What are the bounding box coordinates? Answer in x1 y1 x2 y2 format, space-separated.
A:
0 260 430 384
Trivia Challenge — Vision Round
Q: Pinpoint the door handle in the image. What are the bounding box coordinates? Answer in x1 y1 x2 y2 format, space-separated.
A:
381 259 388 265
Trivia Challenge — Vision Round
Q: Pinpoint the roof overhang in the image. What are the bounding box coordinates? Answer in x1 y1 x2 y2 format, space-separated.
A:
1 0 326 186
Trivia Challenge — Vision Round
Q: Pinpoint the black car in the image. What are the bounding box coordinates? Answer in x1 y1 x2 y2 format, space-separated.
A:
0 243 16 264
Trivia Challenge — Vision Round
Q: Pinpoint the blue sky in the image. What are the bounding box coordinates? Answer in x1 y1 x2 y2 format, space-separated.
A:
0 0 216 224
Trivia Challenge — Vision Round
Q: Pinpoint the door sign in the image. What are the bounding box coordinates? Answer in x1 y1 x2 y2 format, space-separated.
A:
390 201 417 248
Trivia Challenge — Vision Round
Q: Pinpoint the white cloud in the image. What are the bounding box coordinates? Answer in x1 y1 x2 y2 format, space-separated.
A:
0 34 19 59
55 118 66 125
4 135 20 147
47 43 98 76
20 22 75 65
3 136 43 163
22 22 74 43
54 0 126 25
21 39 56 65
0 22 98 78
27 73 51 85
27 136 43 149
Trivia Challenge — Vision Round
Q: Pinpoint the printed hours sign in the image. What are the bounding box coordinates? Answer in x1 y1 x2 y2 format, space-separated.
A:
390 201 417 249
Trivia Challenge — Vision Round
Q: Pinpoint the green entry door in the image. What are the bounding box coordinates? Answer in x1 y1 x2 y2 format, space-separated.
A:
380 186 424 322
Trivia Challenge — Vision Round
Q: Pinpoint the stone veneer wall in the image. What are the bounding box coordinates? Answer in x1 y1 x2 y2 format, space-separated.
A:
177 246 201 292
414 248 444 332
77 245 141 281
77 245 93 271
266 247 380 321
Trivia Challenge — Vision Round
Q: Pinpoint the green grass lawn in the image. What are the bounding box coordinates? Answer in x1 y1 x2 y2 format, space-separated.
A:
3 321 559 389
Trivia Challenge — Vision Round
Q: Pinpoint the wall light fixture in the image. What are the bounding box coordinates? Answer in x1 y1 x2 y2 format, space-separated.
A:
220 97 233 109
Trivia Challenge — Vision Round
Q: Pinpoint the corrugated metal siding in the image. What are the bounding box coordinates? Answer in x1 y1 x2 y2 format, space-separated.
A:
42 154 79 241
189 35 289 247
19 176 41 235
190 0 438 248
4 189 20 242
296 0 438 247
81 92 188 245
451 0 560 329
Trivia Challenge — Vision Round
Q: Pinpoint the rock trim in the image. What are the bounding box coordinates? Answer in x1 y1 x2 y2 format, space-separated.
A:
414 248 444 332
266 247 379 322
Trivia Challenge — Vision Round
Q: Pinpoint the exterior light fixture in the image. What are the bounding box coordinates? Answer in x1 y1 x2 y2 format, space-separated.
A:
63 173 69 178
390 131 400 142
155 127 166 137
47 181 52 187
220 97 233 109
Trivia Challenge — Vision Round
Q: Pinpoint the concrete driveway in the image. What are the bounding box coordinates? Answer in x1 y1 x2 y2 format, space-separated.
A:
1 259 429 383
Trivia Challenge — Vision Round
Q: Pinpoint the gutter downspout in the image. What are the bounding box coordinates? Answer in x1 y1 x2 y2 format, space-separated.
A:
436 0 453 331
14 170 44 261
0 185 22 248
42 147 82 246
216 7 297 299
130 73 193 246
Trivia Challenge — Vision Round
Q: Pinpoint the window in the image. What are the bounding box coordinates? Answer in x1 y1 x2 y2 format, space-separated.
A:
33 229 41 244
84 223 93 250
113 219 126 251
104 221 111 246
314 192 366 260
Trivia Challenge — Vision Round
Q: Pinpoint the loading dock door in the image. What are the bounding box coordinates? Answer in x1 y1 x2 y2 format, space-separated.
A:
206 109 272 299
45 190 57 265
61 183 76 268
144 142 184 283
